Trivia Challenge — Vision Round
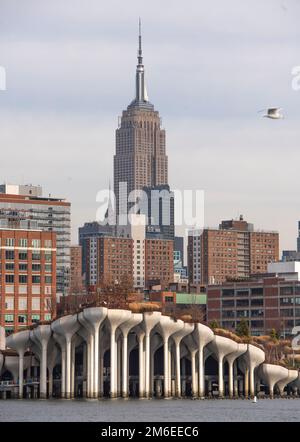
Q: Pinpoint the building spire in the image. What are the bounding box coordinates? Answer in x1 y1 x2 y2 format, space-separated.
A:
135 18 146 103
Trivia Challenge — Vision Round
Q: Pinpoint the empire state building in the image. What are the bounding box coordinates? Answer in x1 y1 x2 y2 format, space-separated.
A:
114 21 169 221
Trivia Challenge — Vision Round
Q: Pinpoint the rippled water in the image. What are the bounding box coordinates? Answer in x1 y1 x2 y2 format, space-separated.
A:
1 398 300 422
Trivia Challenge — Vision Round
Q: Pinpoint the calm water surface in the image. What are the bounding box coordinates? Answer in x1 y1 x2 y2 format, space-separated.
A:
0 398 300 422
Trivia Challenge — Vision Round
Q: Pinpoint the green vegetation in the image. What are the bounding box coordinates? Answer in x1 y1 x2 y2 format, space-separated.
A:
236 319 250 337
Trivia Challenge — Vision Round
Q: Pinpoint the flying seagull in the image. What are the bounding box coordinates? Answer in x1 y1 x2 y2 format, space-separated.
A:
258 107 284 119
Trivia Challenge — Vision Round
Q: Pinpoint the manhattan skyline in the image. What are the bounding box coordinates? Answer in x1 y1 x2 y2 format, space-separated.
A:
0 0 299 250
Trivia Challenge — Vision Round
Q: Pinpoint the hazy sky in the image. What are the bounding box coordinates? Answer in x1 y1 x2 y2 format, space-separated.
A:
0 0 299 251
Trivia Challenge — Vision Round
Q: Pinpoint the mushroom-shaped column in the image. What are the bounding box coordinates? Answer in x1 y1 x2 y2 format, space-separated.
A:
4 353 20 389
225 343 247 398
79 307 107 397
276 369 298 396
51 315 80 399
46 340 59 398
6 330 30 398
193 323 214 398
157 316 184 398
119 313 143 398
258 363 288 398
241 344 265 397
31 325 52 399
52 332 67 398
208 335 238 397
106 309 132 398
183 334 198 397
134 326 145 398
77 320 93 398
141 311 162 398
172 322 194 398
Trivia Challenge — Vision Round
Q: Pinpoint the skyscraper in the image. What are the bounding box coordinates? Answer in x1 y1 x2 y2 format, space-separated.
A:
114 21 168 221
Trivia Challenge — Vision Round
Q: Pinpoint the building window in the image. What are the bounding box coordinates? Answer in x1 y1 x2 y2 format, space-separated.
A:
5 263 14 271
32 298 40 311
19 239 28 247
45 276 52 284
5 250 14 260
32 239 41 248
5 275 14 283
5 314 14 324
32 252 41 261
32 314 40 324
32 275 41 284
44 240 52 248
5 297 14 310
18 314 27 324
19 252 27 260
18 298 27 310
44 314 51 321
19 263 28 271
19 275 27 284
32 264 41 272
5 238 15 247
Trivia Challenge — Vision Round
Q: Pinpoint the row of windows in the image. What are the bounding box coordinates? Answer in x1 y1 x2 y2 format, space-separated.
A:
5 275 52 283
0 238 52 248
4 313 51 323
4 263 51 272
3 251 52 261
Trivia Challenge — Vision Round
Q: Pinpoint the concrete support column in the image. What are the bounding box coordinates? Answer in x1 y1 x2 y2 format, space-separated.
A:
175 342 181 397
218 356 224 397
94 330 99 398
18 352 24 399
40 342 48 399
82 344 87 397
198 346 205 398
99 350 104 398
122 334 128 397
71 342 75 398
48 368 53 398
145 333 151 397
244 367 249 397
168 346 172 395
110 328 117 398
65 338 72 399
163 338 169 398
117 338 121 397
249 366 255 398
228 360 234 398
233 362 238 397
61 347 66 398
138 334 144 398
191 350 197 397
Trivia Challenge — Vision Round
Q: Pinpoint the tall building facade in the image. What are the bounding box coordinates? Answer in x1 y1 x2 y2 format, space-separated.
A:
70 245 83 294
0 228 56 334
188 216 279 285
0 185 70 298
113 23 168 221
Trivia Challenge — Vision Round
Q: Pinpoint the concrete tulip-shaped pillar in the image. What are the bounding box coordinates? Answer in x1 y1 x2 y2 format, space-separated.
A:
141 311 162 398
76 324 93 398
193 323 214 398
241 344 265 398
46 339 60 398
106 309 132 398
276 369 298 396
31 325 52 399
80 307 107 397
258 363 288 398
208 335 238 397
0 351 3 375
52 333 67 398
51 315 80 399
4 354 20 395
225 343 247 398
6 330 30 398
183 334 199 397
150 333 163 397
172 322 194 397
157 316 184 398
119 313 143 398
134 326 145 398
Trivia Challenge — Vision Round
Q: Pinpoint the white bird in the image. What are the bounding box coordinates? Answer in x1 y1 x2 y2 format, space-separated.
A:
258 107 284 119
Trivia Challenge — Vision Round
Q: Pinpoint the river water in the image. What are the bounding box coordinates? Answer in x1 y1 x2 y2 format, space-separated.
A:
0 398 300 422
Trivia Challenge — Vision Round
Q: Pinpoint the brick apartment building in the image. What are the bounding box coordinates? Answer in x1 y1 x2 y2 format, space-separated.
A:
207 275 300 336
85 235 174 290
188 216 279 285
0 228 56 334
70 245 84 294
